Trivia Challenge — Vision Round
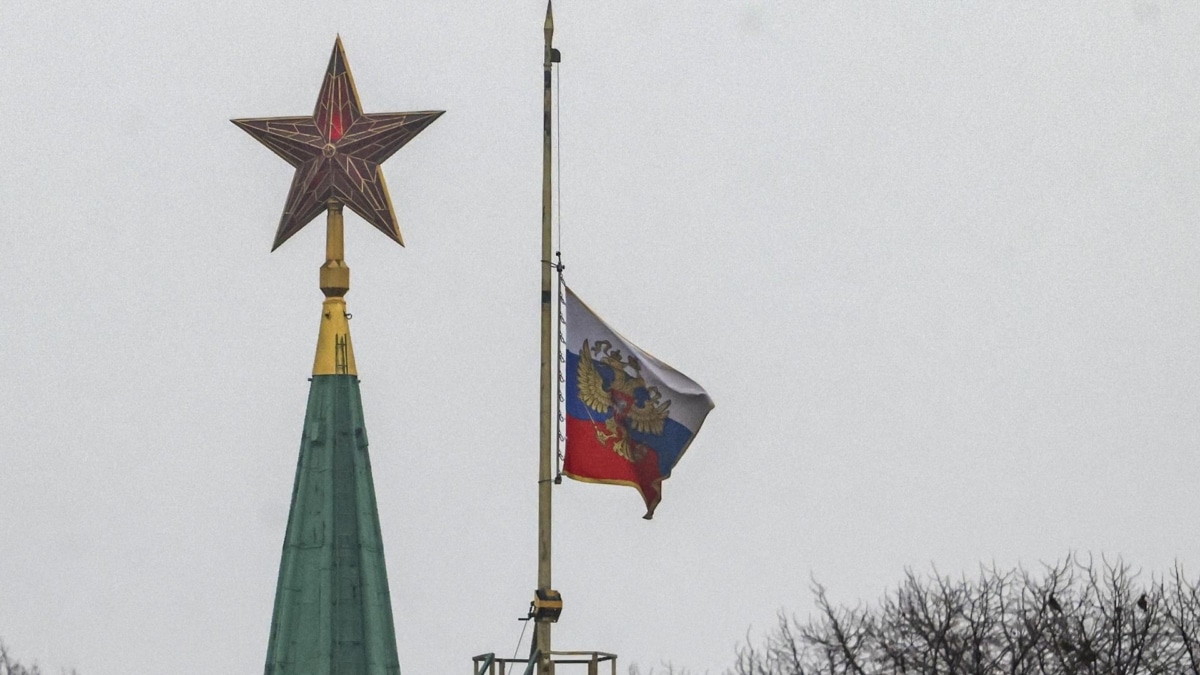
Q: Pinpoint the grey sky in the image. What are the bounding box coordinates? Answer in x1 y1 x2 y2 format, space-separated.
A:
2 2 1198 674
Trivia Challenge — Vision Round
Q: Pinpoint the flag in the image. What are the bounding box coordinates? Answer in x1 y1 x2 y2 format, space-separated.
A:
563 286 714 519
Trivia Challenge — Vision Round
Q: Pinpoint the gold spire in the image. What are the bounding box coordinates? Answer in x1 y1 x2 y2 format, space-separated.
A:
313 200 357 376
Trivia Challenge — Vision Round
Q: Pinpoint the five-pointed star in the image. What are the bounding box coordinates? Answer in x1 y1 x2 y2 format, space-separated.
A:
233 37 443 250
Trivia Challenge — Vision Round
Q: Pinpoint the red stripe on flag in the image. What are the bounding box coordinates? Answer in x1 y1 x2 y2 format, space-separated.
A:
564 415 664 517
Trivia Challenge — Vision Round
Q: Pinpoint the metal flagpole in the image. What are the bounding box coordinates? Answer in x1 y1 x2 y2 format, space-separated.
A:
536 3 559 674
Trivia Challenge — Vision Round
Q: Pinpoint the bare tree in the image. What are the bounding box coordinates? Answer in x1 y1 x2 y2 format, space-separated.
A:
731 557 1200 675
0 641 42 675
0 641 78 675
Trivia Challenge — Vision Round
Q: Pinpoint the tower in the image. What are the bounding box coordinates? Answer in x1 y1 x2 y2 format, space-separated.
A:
233 38 442 675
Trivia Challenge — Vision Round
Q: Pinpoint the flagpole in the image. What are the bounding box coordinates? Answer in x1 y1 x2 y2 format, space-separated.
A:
536 2 556 672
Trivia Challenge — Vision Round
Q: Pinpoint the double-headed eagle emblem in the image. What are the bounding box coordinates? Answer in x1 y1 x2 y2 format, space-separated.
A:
576 339 672 463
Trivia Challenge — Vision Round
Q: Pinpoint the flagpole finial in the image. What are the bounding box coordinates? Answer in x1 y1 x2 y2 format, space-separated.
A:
545 1 554 41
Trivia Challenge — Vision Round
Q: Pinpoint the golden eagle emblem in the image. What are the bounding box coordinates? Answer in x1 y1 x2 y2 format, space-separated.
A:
576 339 672 463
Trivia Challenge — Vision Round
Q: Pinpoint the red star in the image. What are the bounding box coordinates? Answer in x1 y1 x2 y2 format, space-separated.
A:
233 37 443 250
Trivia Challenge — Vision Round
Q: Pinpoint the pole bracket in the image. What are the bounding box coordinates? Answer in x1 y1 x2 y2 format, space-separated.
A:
532 589 563 622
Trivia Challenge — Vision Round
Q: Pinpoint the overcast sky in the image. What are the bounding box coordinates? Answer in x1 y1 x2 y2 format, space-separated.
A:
3 2 1199 674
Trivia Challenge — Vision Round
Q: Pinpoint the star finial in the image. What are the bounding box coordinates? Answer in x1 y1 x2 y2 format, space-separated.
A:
233 37 443 250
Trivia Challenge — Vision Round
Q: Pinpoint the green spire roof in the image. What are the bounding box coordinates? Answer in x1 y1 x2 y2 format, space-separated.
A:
265 374 400 675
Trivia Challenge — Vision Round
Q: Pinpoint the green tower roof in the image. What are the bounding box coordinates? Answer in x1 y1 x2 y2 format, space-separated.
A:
265 374 400 675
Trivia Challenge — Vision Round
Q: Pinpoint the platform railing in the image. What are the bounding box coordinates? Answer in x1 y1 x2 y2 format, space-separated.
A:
473 650 618 675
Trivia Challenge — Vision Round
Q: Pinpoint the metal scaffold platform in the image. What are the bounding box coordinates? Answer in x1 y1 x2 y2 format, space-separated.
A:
473 651 618 675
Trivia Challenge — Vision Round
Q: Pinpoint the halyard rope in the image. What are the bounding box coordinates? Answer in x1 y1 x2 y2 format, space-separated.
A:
555 254 566 482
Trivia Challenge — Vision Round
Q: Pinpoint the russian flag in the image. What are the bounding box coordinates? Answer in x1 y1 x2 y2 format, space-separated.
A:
563 287 714 519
